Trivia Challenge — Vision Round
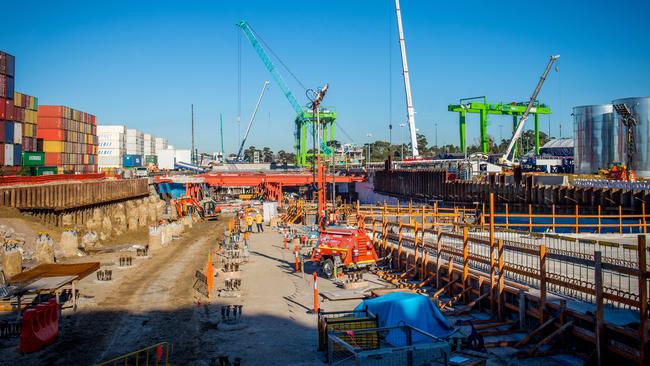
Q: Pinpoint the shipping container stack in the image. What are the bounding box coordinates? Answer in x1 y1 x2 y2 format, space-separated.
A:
125 129 144 167
0 51 18 169
154 137 168 152
97 125 126 170
143 133 157 165
37 106 98 174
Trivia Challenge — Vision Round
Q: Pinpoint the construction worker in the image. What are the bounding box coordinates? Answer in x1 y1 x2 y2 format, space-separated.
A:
255 211 264 233
246 213 254 233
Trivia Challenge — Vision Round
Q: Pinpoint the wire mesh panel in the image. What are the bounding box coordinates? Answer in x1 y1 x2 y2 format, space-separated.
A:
318 309 378 352
328 325 451 366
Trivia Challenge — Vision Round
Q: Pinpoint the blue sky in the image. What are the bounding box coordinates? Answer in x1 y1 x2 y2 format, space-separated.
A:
3 0 649 153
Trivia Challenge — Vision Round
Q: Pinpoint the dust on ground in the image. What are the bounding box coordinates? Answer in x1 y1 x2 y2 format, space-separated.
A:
3 218 226 366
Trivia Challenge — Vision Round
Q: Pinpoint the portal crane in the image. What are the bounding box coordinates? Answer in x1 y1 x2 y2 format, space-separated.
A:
499 55 560 166
235 81 269 162
394 0 419 158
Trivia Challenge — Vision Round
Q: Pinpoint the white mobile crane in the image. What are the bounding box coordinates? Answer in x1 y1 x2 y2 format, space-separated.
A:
499 55 560 166
395 0 419 158
234 81 270 162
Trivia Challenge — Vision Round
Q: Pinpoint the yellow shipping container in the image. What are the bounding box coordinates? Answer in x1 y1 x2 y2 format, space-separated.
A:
43 140 65 153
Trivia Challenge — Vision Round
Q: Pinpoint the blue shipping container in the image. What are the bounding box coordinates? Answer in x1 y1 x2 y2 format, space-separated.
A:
123 154 143 167
13 143 21 166
4 121 13 143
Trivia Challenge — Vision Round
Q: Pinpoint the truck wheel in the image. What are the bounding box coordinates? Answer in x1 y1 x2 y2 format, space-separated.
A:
322 258 335 279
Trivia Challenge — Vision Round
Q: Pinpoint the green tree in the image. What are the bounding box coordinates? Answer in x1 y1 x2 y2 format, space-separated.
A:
262 147 274 162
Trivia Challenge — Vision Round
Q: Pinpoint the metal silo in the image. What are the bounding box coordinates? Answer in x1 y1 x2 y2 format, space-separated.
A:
573 104 622 174
613 97 650 178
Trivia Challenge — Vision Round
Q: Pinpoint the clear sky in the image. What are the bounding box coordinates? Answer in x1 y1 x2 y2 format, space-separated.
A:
3 0 649 153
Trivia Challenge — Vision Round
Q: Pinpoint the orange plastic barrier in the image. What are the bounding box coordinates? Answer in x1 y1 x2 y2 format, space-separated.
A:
19 298 60 353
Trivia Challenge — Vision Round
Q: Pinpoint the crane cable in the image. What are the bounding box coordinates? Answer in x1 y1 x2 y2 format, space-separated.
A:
248 24 308 93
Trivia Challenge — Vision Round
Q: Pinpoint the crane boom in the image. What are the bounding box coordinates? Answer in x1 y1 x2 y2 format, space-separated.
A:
236 20 305 118
500 55 560 165
394 0 419 157
236 81 269 161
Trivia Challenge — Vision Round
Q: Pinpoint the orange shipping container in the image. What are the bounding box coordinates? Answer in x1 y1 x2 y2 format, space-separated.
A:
38 105 67 118
38 129 66 141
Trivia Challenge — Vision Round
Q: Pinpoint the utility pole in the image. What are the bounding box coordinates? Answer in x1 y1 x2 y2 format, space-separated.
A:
191 104 195 165
310 84 329 229
219 113 224 162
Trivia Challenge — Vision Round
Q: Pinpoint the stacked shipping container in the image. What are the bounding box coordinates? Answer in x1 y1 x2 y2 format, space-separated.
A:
0 51 18 167
126 129 144 156
37 106 98 173
143 133 157 164
97 125 126 169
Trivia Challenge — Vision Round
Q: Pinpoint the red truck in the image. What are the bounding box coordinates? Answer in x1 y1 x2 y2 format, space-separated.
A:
309 228 379 278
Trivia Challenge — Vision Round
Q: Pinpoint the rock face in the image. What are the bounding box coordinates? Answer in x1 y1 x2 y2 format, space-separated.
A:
81 231 99 251
34 233 55 264
57 230 79 257
2 247 22 278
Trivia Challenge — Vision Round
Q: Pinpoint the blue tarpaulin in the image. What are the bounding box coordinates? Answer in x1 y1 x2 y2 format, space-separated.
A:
354 292 455 344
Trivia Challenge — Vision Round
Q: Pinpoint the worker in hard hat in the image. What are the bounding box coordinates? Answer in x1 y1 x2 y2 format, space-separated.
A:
255 211 264 233
246 213 254 233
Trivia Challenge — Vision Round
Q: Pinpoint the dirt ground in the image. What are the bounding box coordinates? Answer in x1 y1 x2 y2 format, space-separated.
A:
3 218 225 365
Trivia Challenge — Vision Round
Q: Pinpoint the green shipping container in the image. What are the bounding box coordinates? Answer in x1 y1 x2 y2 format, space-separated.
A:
22 152 45 167
30 166 59 176
145 155 158 164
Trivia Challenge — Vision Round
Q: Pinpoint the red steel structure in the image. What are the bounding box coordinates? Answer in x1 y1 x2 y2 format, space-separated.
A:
156 172 364 187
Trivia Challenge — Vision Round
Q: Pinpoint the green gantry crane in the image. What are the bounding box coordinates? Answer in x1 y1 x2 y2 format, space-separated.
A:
448 96 551 157
236 20 336 166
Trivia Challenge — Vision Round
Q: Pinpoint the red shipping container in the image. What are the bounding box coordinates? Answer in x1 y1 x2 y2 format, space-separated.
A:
37 128 66 141
37 117 66 129
0 97 5 119
0 143 4 164
38 105 65 118
44 153 62 165
5 99 14 120
0 121 4 144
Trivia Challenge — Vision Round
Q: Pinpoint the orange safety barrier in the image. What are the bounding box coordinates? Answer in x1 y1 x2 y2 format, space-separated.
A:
205 253 214 297
313 272 319 313
19 298 60 353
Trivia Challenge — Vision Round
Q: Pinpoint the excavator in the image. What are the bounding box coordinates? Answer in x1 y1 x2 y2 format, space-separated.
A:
173 197 222 220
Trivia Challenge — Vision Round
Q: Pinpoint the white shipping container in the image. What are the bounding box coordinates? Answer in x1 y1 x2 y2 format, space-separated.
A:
13 123 22 144
158 149 175 170
98 140 125 149
4 144 13 166
98 148 123 156
175 149 191 164
126 129 142 137
98 125 127 133
98 156 122 168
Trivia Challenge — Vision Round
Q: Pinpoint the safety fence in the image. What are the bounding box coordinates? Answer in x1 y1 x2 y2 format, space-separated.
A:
479 202 650 234
96 342 171 366
363 207 649 364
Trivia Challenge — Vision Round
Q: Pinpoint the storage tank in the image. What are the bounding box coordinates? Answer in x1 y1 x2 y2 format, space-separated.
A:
612 97 650 178
573 104 623 174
